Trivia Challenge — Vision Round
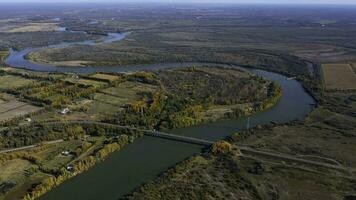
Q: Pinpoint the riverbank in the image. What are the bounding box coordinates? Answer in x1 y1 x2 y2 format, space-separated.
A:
124 138 355 200
122 66 356 200
37 68 314 200
22 132 143 200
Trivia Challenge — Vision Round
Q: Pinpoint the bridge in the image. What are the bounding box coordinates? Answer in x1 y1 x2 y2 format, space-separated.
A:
39 121 215 146
11 120 354 172
142 129 214 146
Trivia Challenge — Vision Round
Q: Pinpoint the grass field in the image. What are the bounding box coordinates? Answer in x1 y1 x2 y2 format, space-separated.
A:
63 77 107 88
4 23 59 33
87 81 157 118
33 140 83 172
0 94 42 122
101 81 157 101
0 51 8 63
322 64 356 90
89 73 120 82
0 75 35 90
2 172 51 200
95 81 157 105
0 159 42 200
352 63 356 73
0 159 32 182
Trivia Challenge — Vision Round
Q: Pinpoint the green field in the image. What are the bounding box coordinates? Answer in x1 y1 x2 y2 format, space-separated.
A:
0 51 8 63
89 74 120 82
0 93 42 122
87 80 158 119
99 81 157 104
322 64 356 90
63 77 107 88
0 75 35 90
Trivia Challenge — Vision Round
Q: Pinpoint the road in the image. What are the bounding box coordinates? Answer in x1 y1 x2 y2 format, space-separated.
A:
0 139 64 154
236 146 351 171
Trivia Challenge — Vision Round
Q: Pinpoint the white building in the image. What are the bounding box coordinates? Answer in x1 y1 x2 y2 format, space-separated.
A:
60 108 70 114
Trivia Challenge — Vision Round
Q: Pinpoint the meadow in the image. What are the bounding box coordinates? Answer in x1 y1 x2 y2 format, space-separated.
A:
322 64 356 90
0 75 35 90
0 51 8 63
3 23 60 33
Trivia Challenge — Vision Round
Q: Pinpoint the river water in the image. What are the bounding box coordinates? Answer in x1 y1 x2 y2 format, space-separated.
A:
3 29 315 200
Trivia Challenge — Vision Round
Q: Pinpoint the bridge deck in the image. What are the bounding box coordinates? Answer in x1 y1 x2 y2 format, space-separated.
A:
24 121 351 171
144 130 214 146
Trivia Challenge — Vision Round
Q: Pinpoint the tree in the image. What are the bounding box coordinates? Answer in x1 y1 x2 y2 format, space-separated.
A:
211 141 232 154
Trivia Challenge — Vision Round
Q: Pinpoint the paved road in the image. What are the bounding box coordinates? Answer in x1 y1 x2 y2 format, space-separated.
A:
0 139 64 154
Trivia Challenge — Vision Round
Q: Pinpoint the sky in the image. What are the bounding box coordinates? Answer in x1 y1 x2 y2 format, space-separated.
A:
0 0 355 4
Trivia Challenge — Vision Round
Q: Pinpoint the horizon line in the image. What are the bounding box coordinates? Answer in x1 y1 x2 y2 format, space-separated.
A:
0 1 356 5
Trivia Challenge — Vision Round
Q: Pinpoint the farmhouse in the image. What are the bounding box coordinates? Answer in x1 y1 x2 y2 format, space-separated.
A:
61 151 71 156
66 165 74 171
60 108 70 114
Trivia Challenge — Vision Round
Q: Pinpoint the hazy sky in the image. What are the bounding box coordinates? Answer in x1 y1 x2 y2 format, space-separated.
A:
0 0 355 4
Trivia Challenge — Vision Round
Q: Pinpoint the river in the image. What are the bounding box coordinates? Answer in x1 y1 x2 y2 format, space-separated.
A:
3 29 315 200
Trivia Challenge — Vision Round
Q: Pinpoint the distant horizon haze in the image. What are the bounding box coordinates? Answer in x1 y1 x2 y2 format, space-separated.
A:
0 0 355 5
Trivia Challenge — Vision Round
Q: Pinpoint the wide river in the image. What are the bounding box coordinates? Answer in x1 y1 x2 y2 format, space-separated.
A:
4 30 315 200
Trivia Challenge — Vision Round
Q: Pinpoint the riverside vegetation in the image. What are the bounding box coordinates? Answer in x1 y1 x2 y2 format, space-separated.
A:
108 67 281 130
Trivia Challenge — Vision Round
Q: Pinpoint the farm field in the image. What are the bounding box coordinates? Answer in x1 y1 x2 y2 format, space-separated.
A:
100 81 157 103
0 51 8 62
321 64 356 90
63 77 107 88
2 23 60 33
0 75 35 90
25 81 96 108
0 159 50 200
0 159 32 182
0 94 41 122
87 81 158 119
89 73 120 82
352 63 356 73
32 79 158 122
